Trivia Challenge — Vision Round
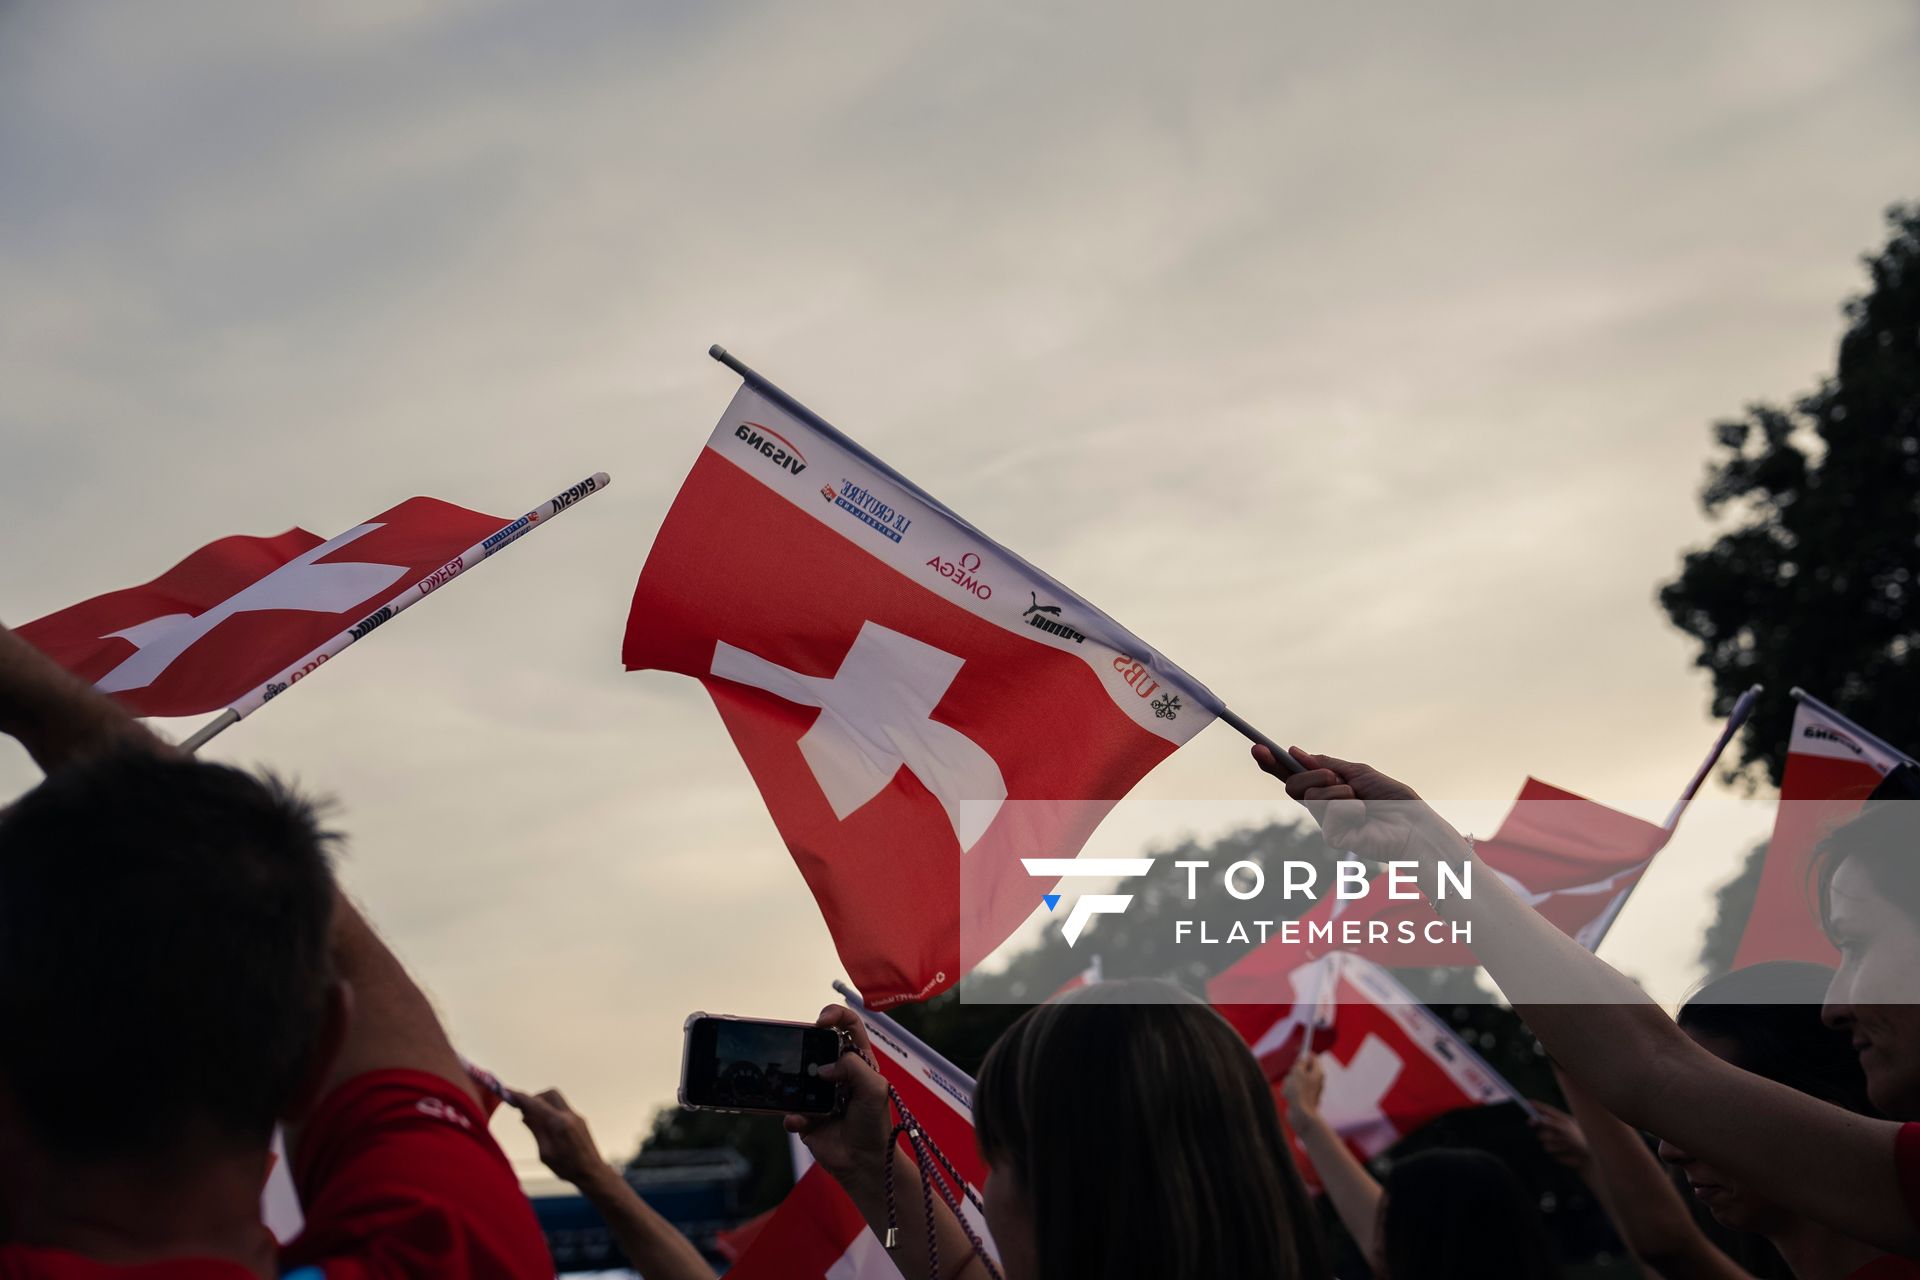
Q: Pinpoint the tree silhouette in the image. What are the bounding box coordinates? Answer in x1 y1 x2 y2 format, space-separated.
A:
1660 204 1920 790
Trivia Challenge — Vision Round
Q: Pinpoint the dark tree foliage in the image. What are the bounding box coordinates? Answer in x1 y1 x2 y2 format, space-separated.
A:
1697 840 1769 980
1660 204 1920 789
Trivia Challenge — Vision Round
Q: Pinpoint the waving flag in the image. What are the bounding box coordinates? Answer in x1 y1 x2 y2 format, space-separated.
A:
624 354 1222 1006
1220 953 1524 1188
18 475 607 750
1734 692 1916 967
727 987 994 1280
17 498 505 717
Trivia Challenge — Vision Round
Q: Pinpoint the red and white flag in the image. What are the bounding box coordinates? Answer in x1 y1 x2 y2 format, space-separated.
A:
1049 953 1104 1000
727 989 994 1280
624 372 1219 1006
1734 694 1915 967
1209 691 1759 1001
17 497 507 717
1208 780 1673 999
1219 953 1524 1187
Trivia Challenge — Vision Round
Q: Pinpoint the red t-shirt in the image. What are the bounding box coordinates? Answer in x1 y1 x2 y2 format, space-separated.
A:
0 1070 550 1279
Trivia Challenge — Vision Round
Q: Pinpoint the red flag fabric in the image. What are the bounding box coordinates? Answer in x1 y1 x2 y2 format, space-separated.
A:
1208 780 1671 1002
623 382 1217 1007
1219 954 1521 1189
727 996 992 1279
1049 954 1104 1001
17 497 505 718
1733 698 1913 967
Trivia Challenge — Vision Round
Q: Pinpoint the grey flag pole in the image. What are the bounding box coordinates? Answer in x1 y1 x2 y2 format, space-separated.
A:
706 345 1303 775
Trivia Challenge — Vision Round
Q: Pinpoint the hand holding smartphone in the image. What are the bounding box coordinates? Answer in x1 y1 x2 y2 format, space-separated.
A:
678 1013 844 1117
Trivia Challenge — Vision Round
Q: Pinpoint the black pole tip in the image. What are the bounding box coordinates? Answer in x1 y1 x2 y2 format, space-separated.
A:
708 344 728 361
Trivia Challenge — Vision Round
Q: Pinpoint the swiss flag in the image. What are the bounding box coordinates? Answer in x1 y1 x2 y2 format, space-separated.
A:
1208 781 1671 1002
1219 954 1522 1189
17 497 504 718
1733 697 1915 966
624 381 1217 1007
727 994 993 1280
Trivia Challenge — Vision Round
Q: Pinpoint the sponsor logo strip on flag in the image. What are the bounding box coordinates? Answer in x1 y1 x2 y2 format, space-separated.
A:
625 371 1222 1005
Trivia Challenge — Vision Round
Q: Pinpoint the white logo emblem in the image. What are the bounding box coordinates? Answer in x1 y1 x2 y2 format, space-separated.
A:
97 523 408 694
1021 858 1154 945
712 621 1008 850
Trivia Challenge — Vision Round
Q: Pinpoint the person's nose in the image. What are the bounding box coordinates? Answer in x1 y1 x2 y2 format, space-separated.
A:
1823 967 1856 1031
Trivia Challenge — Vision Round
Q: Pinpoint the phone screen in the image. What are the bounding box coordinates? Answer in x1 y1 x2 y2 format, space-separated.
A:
683 1016 843 1115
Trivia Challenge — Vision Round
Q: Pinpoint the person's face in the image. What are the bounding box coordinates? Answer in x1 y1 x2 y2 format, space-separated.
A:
983 1163 1038 1280
1822 857 1920 1116
1656 1030 1791 1234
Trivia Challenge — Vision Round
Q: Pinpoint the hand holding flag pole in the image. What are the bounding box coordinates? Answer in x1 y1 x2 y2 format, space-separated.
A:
705 346 1303 775
179 472 611 753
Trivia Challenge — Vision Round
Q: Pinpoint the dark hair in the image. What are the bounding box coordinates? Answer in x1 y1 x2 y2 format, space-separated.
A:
1379 1149 1560 1280
974 980 1328 1280
0 751 338 1163
1677 962 1875 1115
1814 798 1920 937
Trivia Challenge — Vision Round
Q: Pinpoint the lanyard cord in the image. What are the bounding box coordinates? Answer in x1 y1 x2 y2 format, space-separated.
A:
856 1045 1004 1280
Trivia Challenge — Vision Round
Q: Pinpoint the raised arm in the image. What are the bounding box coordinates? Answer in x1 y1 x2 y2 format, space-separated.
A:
0 622 162 774
1283 1056 1386 1270
1546 1067 1749 1280
307 891 479 1108
1258 746 1919 1257
512 1087 716 1280
785 1006 993 1280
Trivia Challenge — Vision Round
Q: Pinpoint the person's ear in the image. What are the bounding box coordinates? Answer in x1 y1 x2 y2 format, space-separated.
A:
281 978 353 1124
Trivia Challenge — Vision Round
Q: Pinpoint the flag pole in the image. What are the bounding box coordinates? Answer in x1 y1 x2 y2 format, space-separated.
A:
1660 684 1762 830
706 345 1302 775
181 471 611 755
1579 684 1762 952
1790 688 1919 767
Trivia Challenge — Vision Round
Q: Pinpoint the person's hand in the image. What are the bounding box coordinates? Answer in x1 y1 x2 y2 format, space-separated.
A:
784 1005 893 1193
1282 1055 1327 1130
28 699 171 773
1253 745 1439 862
1530 1101 1593 1174
511 1086 619 1193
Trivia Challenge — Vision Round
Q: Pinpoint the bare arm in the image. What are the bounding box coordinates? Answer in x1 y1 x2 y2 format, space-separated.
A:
0 622 162 774
785 1006 993 1280
1284 1057 1385 1269
1549 1068 1751 1280
1261 747 1918 1256
314 892 479 1107
512 1088 715 1280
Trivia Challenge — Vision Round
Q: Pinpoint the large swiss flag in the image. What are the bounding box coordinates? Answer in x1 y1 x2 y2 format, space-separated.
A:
17 497 504 718
727 993 994 1280
1733 696 1915 966
1218 953 1522 1188
624 381 1217 1007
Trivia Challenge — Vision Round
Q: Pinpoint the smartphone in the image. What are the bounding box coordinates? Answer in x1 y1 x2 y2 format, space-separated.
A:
679 1013 844 1116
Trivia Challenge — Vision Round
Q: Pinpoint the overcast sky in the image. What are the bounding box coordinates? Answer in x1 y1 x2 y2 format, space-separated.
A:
3 1 1918 1178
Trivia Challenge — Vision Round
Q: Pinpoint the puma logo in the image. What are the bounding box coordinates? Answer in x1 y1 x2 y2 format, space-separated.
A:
1023 592 1062 619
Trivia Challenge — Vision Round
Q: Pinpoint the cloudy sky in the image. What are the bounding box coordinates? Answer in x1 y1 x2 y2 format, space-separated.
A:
3 1 1917 1177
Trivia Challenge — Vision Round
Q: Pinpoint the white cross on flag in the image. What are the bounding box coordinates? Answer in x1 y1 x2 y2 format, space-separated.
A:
725 990 994 1279
17 497 507 717
624 371 1219 1006
1216 953 1524 1189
